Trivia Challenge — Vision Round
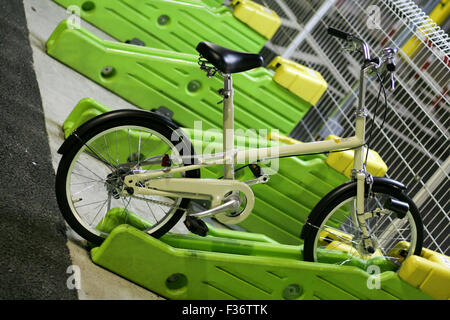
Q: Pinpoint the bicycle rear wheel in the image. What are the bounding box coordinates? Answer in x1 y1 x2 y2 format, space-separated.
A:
55 113 199 245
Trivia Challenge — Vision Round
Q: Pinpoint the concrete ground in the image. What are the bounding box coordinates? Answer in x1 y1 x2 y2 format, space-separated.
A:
23 0 164 300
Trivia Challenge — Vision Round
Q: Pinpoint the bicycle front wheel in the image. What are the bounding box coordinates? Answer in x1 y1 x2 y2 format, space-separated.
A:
302 182 423 265
55 113 199 245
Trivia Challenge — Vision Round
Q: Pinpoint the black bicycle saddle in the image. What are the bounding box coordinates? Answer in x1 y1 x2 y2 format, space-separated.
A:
196 41 264 74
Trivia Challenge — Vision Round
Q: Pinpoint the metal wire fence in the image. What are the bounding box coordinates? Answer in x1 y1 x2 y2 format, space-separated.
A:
253 0 449 254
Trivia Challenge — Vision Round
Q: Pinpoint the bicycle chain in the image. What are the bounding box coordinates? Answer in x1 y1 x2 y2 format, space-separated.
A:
130 194 189 213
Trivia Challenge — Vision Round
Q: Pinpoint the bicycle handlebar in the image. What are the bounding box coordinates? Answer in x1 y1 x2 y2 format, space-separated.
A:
328 27 398 91
328 27 371 61
327 27 352 41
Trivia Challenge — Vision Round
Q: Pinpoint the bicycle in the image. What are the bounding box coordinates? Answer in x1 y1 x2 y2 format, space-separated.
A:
55 27 423 265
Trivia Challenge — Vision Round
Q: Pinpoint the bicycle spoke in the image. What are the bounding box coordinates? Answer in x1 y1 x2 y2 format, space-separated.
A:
90 198 109 226
72 182 99 196
120 196 133 224
102 134 119 167
71 171 104 183
144 197 158 223
115 130 119 166
71 180 103 186
74 198 108 209
137 131 142 167
75 160 107 181
127 128 132 162
84 142 117 171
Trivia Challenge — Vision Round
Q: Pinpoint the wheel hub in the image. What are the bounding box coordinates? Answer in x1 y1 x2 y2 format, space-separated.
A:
354 233 379 257
105 167 132 198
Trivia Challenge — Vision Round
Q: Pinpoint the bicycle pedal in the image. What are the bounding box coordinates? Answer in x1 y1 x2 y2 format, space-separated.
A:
249 163 264 177
184 216 209 237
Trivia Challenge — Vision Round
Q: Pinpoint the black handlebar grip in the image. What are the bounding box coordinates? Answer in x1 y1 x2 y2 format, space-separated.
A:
369 57 380 65
387 61 396 72
328 27 351 40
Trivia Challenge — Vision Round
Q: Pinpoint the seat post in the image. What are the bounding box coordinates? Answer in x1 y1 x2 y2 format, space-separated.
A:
223 73 235 180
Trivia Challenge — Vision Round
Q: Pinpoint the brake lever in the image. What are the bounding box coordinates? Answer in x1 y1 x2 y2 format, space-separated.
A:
389 72 396 92
338 42 358 54
379 47 397 92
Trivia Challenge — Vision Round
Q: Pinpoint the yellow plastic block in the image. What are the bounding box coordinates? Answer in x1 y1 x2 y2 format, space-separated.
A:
429 0 450 26
326 241 359 255
267 56 328 106
390 241 450 267
422 249 450 268
325 241 383 259
389 241 450 300
399 255 450 300
320 229 387 259
325 135 388 178
402 0 450 58
320 227 353 245
230 0 281 39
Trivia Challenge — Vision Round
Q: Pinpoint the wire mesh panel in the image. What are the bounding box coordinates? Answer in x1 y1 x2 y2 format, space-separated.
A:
255 0 449 254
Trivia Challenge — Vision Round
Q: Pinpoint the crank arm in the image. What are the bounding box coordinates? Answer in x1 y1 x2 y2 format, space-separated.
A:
189 198 240 218
245 174 270 186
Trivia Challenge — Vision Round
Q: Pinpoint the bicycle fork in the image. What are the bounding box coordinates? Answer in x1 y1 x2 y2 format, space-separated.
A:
352 63 376 254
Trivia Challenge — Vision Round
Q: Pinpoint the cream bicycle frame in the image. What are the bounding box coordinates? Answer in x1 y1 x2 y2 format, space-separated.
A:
124 56 374 237
136 68 366 193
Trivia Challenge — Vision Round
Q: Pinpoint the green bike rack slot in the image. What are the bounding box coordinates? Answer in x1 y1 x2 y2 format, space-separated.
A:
89 209 433 300
63 98 349 245
53 0 267 54
47 20 312 137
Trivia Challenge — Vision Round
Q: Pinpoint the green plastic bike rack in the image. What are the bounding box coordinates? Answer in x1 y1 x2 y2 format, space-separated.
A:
47 20 313 136
89 209 433 300
201 0 225 8
53 0 268 54
62 98 349 245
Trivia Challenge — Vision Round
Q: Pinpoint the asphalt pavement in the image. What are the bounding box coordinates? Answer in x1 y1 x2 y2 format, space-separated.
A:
0 0 77 299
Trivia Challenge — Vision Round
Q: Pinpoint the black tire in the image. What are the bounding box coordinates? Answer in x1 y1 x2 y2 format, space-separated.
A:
55 112 200 245
302 182 423 263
